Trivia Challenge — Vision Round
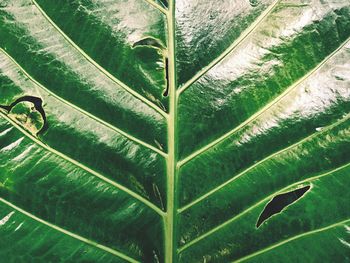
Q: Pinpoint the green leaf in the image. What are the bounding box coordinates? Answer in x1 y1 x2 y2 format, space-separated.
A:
0 0 349 262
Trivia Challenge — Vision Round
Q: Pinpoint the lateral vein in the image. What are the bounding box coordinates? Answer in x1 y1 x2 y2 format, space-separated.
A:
178 113 350 212
177 162 350 253
0 48 167 158
177 0 281 94
235 218 350 262
31 0 168 119
0 198 140 263
0 111 166 217
178 36 350 167
143 0 168 15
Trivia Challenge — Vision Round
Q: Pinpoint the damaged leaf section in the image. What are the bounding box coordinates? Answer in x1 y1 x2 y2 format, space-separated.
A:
0 96 47 136
163 57 169 97
132 37 165 50
133 37 169 98
256 185 311 228
32 0 168 109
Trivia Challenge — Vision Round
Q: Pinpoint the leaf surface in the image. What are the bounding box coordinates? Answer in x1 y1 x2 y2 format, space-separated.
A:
0 0 349 262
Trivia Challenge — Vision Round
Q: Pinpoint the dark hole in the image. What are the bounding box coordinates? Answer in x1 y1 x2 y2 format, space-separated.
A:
163 57 169 97
0 96 48 135
256 185 311 228
132 37 164 50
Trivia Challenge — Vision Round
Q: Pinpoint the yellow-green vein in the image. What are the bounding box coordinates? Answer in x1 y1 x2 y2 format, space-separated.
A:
0 198 140 263
178 113 350 212
0 48 167 158
0 111 166 217
177 0 281 94
177 36 350 167
178 162 350 253
31 0 168 119
164 0 178 262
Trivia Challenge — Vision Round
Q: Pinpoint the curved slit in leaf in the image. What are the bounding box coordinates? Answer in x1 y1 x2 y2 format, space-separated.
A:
256 185 311 228
163 57 169 97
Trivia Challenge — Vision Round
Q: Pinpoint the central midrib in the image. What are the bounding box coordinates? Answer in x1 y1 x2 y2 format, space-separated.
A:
165 0 178 262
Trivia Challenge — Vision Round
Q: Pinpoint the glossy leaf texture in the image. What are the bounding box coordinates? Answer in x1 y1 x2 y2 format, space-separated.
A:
0 0 349 262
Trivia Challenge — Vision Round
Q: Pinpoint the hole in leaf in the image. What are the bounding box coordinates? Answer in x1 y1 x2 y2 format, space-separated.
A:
256 185 311 228
132 37 165 50
0 96 48 136
163 57 169 97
